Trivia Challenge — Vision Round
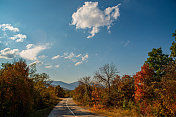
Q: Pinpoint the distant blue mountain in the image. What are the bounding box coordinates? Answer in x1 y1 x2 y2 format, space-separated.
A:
51 81 79 90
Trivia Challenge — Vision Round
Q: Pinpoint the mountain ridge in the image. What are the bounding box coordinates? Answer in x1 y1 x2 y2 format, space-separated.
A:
51 81 79 90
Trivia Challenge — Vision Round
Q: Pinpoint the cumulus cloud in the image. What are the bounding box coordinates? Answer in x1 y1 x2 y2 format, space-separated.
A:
19 44 48 61
75 61 83 66
45 65 52 69
71 2 120 38
10 34 27 42
0 24 19 32
0 48 19 59
52 54 60 60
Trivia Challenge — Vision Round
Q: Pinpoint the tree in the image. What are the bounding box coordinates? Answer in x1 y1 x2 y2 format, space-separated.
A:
79 76 92 105
134 63 155 102
133 63 156 115
111 75 134 108
155 61 176 116
170 30 176 58
54 85 65 97
94 63 118 105
0 60 33 117
145 48 172 81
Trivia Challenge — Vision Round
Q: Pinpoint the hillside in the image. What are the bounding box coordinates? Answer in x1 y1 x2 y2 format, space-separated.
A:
51 81 79 90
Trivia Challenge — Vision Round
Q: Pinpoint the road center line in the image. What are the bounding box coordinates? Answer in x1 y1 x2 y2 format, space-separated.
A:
66 98 77 117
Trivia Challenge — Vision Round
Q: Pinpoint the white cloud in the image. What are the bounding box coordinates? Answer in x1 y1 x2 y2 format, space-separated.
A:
51 52 88 66
0 48 19 59
19 44 48 61
26 44 34 49
76 54 81 57
64 52 74 59
38 55 47 59
0 24 19 32
75 61 83 66
52 54 60 60
55 65 60 68
82 53 88 61
87 27 99 38
71 2 120 38
45 65 52 69
29 60 43 66
10 34 27 42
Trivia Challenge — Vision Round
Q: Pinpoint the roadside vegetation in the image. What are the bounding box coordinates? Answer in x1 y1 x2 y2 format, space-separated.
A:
73 30 176 117
0 60 65 117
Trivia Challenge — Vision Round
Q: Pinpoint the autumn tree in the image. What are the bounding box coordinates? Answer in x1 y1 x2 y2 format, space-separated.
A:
73 84 87 104
79 76 92 102
154 61 176 116
0 60 33 117
133 63 155 115
94 64 118 105
54 85 65 97
31 73 56 109
111 75 134 108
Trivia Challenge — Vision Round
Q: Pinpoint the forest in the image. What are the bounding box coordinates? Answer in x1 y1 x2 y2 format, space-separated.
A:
0 60 65 117
73 31 176 116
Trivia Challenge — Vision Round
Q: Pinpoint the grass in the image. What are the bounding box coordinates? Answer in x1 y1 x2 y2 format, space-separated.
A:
26 106 55 117
73 100 143 117
89 107 144 117
26 99 62 117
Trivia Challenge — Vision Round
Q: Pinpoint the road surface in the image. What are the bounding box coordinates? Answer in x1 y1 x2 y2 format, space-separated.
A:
48 98 106 117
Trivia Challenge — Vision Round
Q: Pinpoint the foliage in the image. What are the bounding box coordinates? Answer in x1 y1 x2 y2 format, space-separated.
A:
0 60 62 117
54 85 65 98
73 76 93 106
145 48 172 81
0 60 33 117
170 30 176 58
73 30 176 117
153 61 176 116
94 64 118 105
111 75 134 108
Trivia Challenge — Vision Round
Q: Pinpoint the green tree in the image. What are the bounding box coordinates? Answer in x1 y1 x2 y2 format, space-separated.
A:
145 48 172 81
170 30 176 58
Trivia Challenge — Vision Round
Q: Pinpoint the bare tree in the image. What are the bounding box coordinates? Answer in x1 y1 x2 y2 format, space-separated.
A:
79 76 92 100
94 63 118 97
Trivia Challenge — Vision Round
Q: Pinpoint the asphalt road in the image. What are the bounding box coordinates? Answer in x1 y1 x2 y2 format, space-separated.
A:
48 98 106 117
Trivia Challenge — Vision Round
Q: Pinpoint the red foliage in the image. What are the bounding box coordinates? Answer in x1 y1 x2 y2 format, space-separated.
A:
134 64 154 102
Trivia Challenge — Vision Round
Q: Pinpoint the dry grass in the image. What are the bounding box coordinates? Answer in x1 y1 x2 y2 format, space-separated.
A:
89 107 144 117
73 100 144 117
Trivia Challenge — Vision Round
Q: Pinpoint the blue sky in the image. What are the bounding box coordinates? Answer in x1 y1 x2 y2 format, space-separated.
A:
0 0 176 82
